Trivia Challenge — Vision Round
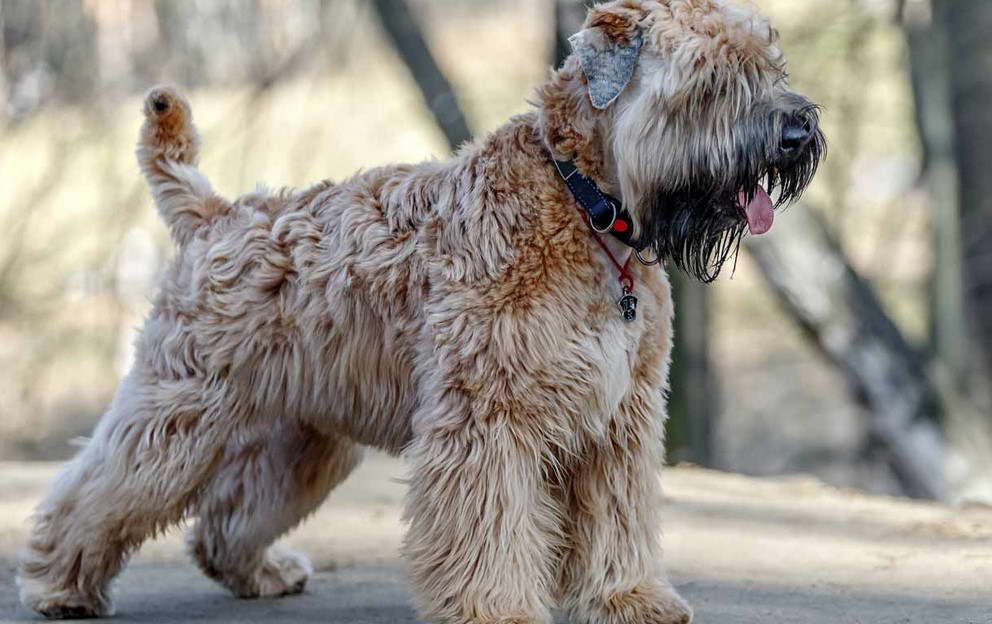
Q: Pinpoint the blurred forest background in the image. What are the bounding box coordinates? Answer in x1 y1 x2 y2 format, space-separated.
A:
1 0 991 504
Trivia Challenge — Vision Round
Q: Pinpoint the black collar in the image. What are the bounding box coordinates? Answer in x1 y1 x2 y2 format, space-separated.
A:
551 159 643 251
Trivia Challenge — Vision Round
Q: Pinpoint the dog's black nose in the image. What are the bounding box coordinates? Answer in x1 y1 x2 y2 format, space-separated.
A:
780 120 812 154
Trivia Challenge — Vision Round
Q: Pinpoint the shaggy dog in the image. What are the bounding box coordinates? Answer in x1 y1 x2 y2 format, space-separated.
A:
18 1 823 622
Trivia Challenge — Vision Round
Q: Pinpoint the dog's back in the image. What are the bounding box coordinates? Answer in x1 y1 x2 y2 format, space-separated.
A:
132 92 588 456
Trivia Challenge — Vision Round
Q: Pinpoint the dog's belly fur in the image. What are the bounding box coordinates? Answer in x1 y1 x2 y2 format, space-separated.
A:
131 114 672 458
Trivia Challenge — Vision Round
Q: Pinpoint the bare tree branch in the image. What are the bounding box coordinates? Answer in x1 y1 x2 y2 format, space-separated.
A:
747 209 946 500
371 0 472 152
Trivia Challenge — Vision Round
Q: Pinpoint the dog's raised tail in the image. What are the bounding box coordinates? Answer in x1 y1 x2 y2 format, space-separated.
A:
136 86 230 247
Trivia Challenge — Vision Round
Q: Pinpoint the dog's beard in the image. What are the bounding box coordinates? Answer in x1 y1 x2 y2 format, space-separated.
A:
636 188 747 283
636 123 826 283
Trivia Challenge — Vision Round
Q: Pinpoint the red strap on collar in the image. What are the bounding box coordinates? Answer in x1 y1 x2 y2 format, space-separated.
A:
572 202 635 294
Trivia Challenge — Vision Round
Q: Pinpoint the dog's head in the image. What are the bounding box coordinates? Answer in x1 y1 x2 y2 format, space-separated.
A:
540 0 825 281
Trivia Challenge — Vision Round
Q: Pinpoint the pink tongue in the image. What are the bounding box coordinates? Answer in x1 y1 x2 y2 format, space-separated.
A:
738 187 774 235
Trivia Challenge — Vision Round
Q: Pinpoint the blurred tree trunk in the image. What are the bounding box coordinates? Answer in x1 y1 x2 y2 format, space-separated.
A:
371 0 472 152
553 0 584 68
940 2 992 377
40 2 98 104
747 210 946 500
905 3 968 386
0 0 7 123
911 0 992 500
0 0 97 117
553 0 715 465
153 1 206 88
667 272 716 464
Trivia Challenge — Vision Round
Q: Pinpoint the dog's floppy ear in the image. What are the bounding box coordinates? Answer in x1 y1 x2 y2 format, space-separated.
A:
569 11 643 110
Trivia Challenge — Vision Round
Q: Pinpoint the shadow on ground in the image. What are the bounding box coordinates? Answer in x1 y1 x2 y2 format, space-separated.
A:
3 562 990 624
2 458 991 624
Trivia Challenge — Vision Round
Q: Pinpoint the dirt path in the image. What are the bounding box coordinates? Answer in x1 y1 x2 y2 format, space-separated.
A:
1 454 990 623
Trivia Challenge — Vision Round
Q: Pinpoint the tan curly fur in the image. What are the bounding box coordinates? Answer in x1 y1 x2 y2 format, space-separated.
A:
17 1 812 622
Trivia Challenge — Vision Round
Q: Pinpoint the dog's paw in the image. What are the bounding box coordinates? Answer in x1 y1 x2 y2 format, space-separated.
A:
35 602 104 620
580 582 692 624
249 545 313 598
18 575 113 620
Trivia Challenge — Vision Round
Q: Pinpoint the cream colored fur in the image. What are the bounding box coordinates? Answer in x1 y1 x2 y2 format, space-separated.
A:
17 2 803 622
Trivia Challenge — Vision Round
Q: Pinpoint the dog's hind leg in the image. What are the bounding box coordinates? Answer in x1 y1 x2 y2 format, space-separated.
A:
186 423 363 598
17 373 237 619
136 86 231 246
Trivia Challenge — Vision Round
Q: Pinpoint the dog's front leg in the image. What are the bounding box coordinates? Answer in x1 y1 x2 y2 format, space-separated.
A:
403 415 558 624
559 393 693 624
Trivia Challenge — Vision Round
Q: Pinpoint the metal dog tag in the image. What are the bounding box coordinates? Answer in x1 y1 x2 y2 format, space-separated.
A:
617 290 638 323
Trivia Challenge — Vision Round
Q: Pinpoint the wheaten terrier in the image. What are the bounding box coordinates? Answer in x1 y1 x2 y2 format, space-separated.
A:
18 0 823 622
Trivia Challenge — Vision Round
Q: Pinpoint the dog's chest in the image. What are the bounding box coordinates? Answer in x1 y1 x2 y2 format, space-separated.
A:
565 262 672 438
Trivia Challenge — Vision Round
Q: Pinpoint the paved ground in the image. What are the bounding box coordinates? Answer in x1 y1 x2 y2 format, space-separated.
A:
1 454 990 623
